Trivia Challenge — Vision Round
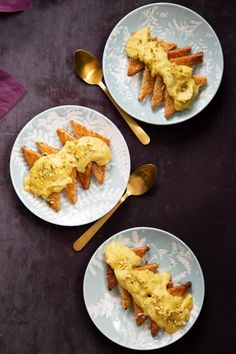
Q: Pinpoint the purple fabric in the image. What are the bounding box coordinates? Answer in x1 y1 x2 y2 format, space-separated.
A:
0 0 31 12
0 69 26 119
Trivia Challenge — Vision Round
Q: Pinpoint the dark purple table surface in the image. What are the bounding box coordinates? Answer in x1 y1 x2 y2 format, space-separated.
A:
0 1 235 353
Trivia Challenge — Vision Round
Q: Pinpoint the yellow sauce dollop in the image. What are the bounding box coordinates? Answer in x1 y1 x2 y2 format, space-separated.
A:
125 27 199 111
105 242 193 333
24 136 111 200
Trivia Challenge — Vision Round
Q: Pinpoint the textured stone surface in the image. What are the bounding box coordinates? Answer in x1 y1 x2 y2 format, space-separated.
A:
0 0 235 353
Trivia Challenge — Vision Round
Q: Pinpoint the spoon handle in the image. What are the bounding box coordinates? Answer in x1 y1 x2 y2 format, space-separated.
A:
73 192 129 251
99 81 150 145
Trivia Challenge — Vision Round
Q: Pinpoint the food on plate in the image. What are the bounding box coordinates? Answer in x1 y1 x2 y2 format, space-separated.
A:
125 27 207 118
70 120 110 185
21 146 41 167
22 122 111 212
36 141 78 205
138 66 154 101
24 137 110 198
21 146 61 211
104 242 193 336
70 120 110 145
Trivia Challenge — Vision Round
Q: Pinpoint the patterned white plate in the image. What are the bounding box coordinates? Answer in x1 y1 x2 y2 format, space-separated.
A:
10 105 130 226
103 3 223 125
83 227 205 350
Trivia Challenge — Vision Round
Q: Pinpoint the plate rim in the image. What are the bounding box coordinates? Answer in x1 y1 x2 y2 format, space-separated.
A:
102 2 224 126
83 226 205 350
9 104 131 226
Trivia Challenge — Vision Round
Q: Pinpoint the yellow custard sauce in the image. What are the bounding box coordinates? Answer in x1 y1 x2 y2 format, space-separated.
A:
24 137 111 200
105 242 193 334
125 27 199 111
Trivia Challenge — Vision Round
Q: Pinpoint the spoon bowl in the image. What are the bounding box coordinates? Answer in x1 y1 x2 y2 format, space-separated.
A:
126 164 157 196
74 50 103 85
73 49 150 145
73 163 157 251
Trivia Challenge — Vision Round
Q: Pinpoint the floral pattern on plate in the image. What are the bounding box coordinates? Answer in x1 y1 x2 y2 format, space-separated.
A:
103 3 223 125
10 105 130 226
83 227 205 350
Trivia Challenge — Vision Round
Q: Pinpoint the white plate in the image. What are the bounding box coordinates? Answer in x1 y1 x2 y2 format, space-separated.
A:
103 3 224 125
83 227 205 350
10 105 130 226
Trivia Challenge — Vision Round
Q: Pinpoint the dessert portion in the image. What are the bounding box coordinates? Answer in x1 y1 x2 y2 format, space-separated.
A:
125 27 207 118
22 121 111 212
104 242 192 336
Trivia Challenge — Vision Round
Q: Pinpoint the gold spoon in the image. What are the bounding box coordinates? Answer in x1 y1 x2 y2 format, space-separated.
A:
73 49 150 145
73 163 157 251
